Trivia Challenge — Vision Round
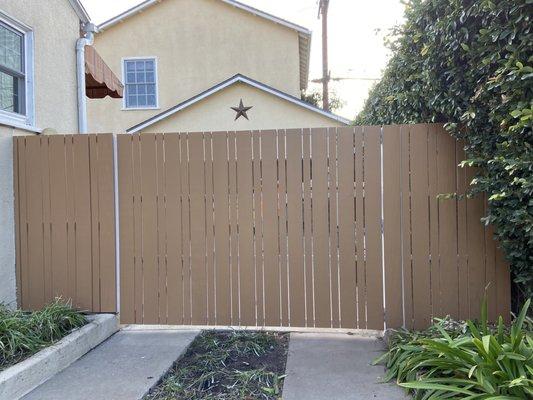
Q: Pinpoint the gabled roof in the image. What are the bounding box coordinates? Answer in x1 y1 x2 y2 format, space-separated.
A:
97 0 311 90
68 0 91 23
127 74 350 133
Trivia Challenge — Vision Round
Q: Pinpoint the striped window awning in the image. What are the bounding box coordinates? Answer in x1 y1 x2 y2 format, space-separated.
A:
85 45 124 99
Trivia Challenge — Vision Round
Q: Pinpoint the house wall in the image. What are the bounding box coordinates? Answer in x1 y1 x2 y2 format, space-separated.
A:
138 83 346 133
0 128 15 307
0 0 81 307
0 0 81 134
88 0 303 133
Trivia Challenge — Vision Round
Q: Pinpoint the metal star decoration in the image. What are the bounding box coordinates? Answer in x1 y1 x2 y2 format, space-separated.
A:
231 99 253 120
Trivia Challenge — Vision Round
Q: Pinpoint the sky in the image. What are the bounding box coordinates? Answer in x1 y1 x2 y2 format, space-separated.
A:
81 0 405 120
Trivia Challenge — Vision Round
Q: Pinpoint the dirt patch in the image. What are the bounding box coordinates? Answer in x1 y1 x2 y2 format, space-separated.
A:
145 330 289 400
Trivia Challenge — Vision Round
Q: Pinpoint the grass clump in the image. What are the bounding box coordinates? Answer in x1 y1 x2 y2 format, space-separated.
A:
0 298 87 370
376 298 533 399
145 331 288 400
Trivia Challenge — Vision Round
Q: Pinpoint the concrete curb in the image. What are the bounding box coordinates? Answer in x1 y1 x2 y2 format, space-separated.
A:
0 314 119 400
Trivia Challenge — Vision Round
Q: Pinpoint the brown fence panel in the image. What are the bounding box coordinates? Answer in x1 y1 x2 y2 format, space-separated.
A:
382 124 511 328
13 125 509 328
14 135 116 312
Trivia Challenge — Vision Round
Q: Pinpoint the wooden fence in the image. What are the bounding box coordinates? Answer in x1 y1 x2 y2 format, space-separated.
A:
116 125 510 329
13 135 116 312
13 125 511 330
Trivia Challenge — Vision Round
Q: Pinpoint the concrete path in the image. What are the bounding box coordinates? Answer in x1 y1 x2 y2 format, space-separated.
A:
22 330 199 400
282 333 408 400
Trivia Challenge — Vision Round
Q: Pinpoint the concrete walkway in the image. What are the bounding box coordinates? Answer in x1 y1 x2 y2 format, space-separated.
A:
22 330 199 400
282 333 408 400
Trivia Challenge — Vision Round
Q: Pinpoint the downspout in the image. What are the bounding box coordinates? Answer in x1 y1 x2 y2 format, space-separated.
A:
76 23 96 134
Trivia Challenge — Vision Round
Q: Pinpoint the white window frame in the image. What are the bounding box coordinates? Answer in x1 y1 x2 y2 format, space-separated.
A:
0 11 35 129
121 56 159 111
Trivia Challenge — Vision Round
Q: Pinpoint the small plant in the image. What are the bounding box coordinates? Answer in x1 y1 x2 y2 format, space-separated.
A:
375 298 533 399
0 298 86 370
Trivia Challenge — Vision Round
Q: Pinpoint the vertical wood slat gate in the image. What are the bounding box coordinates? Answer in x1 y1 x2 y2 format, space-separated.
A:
116 125 511 329
13 125 511 329
13 135 116 312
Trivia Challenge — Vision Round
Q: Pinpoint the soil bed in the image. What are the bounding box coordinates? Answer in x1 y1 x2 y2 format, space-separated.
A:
145 331 289 400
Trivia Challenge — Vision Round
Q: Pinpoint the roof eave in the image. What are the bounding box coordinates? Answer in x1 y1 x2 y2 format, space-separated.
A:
68 0 91 23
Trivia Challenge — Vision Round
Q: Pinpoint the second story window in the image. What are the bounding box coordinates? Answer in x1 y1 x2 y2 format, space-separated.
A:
123 58 158 109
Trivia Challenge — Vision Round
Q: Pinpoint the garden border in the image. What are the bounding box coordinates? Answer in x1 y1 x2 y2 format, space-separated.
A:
0 314 118 400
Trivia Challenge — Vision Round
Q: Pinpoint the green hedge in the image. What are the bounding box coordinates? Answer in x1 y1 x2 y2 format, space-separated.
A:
356 0 532 303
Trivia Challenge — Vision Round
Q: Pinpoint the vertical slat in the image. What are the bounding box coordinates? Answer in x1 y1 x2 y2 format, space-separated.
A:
436 128 459 319
164 133 183 325
140 134 158 323
88 135 100 311
427 126 439 320
354 126 366 328
40 137 52 303
410 124 432 330
132 134 144 323
236 131 255 326
337 127 357 329
73 135 93 311
156 134 167 323
180 134 191 324
382 125 403 329
262 130 281 326
17 138 29 308
188 132 207 325
228 132 239 324
328 128 340 328
204 133 215 324
466 167 485 320
400 125 414 329
311 128 331 328
213 132 231 326
363 126 384 330
48 137 68 307
118 135 135 324
253 132 264 326
286 129 305 327
302 130 313 326
278 130 289 326
26 137 45 309
456 141 469 320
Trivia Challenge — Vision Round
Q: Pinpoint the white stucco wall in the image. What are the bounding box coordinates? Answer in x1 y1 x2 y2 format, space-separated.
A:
0 0 81 133
0 128 16 308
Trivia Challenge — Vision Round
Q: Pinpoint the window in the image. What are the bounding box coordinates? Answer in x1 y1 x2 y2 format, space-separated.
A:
123 58 158 109
0 12 34 128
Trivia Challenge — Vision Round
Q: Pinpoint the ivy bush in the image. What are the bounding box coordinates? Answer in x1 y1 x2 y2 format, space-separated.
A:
356 0 532 303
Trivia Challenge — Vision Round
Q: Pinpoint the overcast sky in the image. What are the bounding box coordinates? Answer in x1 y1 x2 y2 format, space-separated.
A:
81 0 405 120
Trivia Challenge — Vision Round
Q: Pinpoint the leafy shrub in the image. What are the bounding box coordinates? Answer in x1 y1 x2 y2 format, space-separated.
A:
376 299 533 398
0 299 87 370
356 0 533 303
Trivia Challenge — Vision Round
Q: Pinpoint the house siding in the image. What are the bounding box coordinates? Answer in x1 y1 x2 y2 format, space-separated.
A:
88 0 302 133
0 0 80 133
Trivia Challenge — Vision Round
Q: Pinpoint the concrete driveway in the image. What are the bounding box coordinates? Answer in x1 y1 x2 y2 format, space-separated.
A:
282 333 409 400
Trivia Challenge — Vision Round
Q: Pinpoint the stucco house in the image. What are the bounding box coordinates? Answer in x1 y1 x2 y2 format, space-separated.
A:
88 0 349 133
0 0 122 306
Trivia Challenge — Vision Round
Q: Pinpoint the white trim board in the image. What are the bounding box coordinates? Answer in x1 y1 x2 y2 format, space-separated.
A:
127 74 351 133
68 0 91 23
